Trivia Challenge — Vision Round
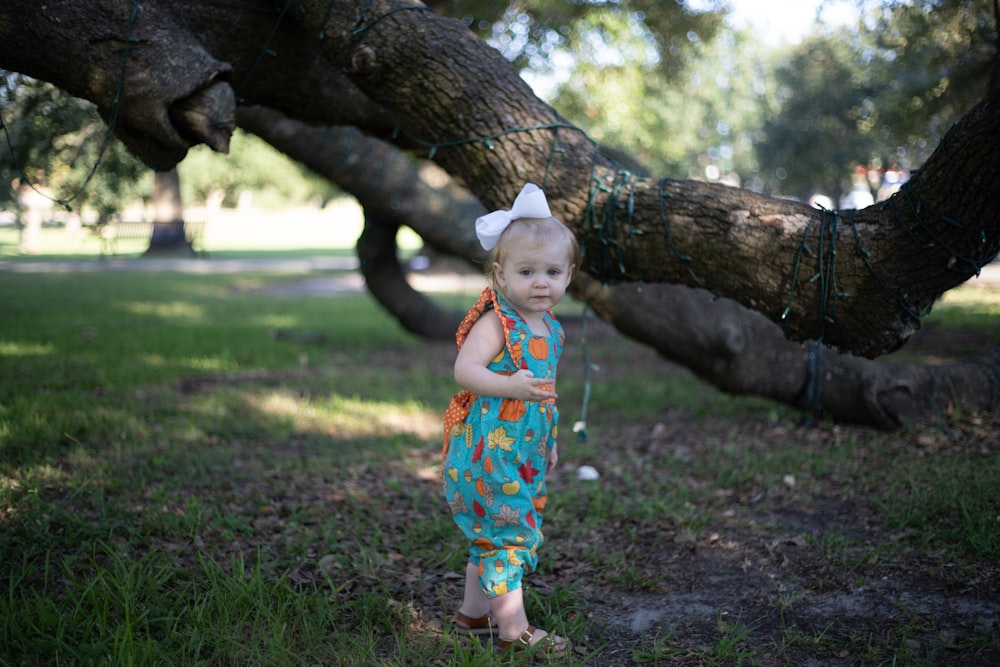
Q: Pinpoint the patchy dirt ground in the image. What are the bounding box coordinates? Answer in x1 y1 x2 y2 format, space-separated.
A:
238 270 1000 665
391 309 1000 665
559 415 1000 667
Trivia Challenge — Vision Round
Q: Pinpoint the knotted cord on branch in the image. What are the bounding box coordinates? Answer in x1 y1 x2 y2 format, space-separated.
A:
3 0 998 426
1 0 142 211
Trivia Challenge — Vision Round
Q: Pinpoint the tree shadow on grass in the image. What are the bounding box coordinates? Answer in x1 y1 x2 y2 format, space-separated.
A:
3 316 999 666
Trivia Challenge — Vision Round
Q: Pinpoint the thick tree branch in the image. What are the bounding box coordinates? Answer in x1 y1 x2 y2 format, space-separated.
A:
578 278 1000 428
236 105 483 339
2 0 997 361
295 1 1000 357
243 107 1000 428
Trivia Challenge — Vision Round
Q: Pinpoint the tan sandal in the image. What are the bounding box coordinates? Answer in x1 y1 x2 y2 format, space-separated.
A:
453 610 495 636
496 625 569 654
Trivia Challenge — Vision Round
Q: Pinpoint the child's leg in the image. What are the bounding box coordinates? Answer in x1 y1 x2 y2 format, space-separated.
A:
489 587 529 639
490 587 567 648
457 561 491 619
456 564 568 648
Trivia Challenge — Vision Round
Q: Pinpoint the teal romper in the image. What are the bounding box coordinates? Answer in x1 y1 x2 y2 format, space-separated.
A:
442 287 563 598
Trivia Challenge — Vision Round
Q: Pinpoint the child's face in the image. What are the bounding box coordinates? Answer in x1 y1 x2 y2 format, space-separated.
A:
493 241 574 318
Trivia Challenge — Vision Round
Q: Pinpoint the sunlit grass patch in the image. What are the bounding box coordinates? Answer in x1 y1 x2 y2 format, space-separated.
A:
886 285 1000 364
2 269 997 665
249 388 442 440
0 340 55 357
122 299 207 320
934 284 1000 315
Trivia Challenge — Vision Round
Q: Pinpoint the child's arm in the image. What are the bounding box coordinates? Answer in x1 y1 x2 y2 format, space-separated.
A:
455 314 557 402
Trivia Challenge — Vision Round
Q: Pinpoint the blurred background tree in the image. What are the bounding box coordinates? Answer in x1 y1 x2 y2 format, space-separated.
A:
177 133 339 210
0 72 151 220
2 0 994 221
755 30 877 202
1 74 339 221
863 0 995 170
756 0 994 202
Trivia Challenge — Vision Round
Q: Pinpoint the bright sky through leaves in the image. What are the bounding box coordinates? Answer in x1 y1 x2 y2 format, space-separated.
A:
692 0 865 44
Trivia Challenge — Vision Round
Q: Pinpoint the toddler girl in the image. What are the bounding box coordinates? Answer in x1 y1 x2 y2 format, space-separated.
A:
442 183 579 654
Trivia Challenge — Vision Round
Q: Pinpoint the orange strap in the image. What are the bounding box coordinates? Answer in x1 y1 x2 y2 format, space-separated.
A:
454 288 522 366
441 288 522 475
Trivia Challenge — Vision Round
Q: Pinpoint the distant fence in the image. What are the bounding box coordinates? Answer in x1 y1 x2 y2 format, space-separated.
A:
89 219 206 258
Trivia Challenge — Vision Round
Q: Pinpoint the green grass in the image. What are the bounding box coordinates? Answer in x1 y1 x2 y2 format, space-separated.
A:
1 244 998 664
0 201 423 261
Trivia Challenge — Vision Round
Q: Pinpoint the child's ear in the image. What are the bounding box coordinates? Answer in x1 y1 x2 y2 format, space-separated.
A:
492 262 506 286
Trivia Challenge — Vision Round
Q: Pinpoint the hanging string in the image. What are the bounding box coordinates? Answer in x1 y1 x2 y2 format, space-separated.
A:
573 299 594 444
2 0 995 365
233 0 291 104
801 340 822 427
782 208 818 323
784 205 837 422
0 0 143 212
657 178 707 289
541 107 565 188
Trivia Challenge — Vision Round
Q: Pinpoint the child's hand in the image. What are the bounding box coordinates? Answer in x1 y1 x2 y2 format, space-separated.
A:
508 369 557 402
548 441 559 471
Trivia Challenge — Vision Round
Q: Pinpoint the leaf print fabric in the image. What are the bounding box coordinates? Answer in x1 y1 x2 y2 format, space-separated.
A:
442 287 562 598
488 426 515 452
490 503 522 527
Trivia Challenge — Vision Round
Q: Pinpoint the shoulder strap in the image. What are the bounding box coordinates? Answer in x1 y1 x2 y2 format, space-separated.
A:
455 287 493 349
454 287 523 368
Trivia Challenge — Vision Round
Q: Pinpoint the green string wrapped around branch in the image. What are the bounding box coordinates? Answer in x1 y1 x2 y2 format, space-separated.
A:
2 0 996 372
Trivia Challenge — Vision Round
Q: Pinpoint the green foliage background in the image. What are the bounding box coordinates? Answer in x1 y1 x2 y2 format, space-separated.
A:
1 0 994 215
0 76 337 218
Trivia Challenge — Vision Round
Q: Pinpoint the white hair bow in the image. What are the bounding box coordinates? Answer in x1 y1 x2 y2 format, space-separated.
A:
475 183 551 251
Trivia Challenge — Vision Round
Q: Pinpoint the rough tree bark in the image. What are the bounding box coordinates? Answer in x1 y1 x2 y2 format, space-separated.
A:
2 0 998 426
238 106 1000 428
235 105 482 339
146 169 193 255
580 280 1000 428
297 1 1000 356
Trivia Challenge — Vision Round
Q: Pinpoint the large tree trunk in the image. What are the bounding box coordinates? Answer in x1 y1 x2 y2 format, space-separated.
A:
294 1 999 358
146 169 192 255
238 106 1000 428
2 0 999 425
235 106 483 339
579 279 1000 429
2 1 996 351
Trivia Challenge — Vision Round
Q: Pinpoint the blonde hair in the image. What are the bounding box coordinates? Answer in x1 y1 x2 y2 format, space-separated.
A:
486 216 581 293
